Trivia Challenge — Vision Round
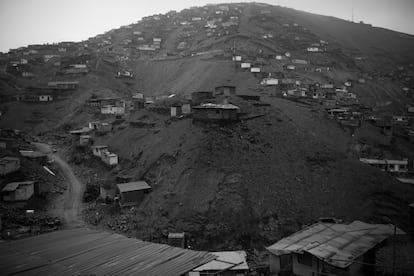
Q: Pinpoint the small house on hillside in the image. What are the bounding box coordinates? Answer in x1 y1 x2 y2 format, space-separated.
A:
0 157 20 176
116 181 151 206
232 55 242 62
193 103 239 122
266 221 404 276
214 86 236 97
261 78 278 86
101 102 125 115
191 251 249 276
89 122 111 133
240 62 251 69
47 81 79 90
39 95 53 102
92 145 109 158
359 158 408 173
101 151 118 166
2 181 37 202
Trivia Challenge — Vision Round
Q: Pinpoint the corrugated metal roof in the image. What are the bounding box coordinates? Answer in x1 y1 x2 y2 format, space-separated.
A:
266 221 404 268
117 181 151 193
168 232 185 238
2 181 35 192
193 103 240 110
0 228 216 276
19 150 47 158
193 251 249 271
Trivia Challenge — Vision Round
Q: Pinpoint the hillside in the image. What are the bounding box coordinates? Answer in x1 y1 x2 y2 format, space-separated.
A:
1 2 414 256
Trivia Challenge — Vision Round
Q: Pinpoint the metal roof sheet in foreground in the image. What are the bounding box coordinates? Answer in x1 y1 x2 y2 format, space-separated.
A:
0 228 216 276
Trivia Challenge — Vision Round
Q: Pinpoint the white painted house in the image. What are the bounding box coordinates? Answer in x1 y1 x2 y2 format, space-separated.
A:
241 63 251 69
261 78 279 86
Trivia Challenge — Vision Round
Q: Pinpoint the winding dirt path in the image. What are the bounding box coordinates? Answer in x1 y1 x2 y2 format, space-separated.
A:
33 143 84 228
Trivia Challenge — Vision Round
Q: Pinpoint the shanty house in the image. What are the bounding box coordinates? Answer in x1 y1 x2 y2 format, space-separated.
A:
2 181 37 202
359 158 408 173
266 221 404 276
232 56 242 61
193 103 239 122
39 95 53 102
101 104 125 115
191 251 249 276
168 232 186 248
47 81 79 90
261 78 278 86
0 157 20 175
241 63 251 69
214 86 236 97
101 151 118 166
92 145 109 158
116 181 151 206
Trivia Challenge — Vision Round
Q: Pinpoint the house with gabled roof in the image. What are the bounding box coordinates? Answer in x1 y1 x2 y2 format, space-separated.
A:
266 221 404 276
193 103 240 122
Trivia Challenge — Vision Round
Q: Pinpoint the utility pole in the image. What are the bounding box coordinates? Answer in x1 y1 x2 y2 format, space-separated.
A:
352 8 354 22
392 223 396 276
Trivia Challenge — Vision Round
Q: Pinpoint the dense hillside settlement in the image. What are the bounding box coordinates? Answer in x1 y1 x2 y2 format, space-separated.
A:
1 2 414 275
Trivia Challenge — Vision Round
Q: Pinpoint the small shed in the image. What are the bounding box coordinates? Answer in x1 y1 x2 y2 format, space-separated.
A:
193 103 239 122
0 157 20 175
116 181 151 206
2 181 37 202
168 232 186 248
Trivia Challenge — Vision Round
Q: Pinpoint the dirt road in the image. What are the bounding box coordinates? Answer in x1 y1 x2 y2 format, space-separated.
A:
33 143 84 228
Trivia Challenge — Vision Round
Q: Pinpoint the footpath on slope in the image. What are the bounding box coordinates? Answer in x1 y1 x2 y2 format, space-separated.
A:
33 142 84 228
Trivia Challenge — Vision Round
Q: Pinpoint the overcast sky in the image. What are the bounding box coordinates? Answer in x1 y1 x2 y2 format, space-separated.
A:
0 0 413 53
